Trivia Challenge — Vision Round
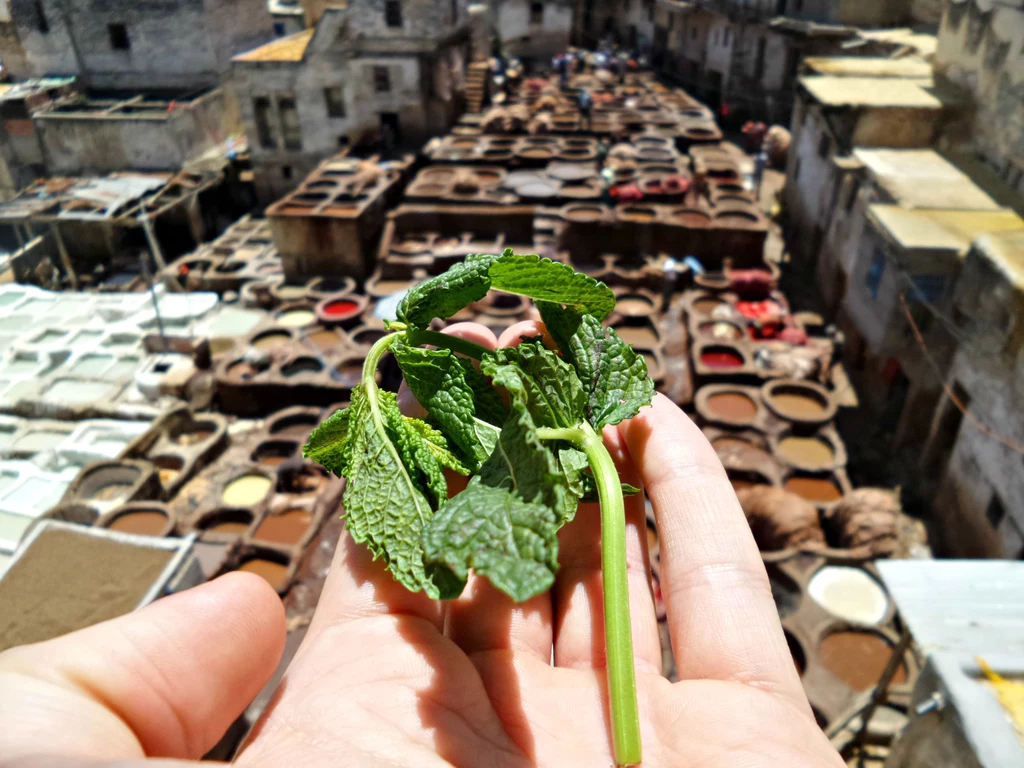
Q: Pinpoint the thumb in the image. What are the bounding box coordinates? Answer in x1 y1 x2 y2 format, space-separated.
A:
0 572 286 762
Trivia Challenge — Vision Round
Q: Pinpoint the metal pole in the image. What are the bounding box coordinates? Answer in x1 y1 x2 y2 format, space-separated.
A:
49 222 78 290
140 251 168 349
140 212 167 270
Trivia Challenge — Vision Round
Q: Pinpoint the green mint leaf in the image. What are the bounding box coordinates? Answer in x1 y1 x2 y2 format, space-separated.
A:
392 341 497 468
396 254 498 327
478 379 567 519
559 446 591 499
488 253 616 320
403 417 471 475
422 478 559 603
456 356 508 427
481 340 586 429
303 406 353 477
550 313 655 430
536 300 583 365
303 386 453 598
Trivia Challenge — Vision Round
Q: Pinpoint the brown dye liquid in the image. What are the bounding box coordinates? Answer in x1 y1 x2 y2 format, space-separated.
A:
108 511 168 536
254 509 313 545
672 211 710 227
778 437 834 469
819 632 906 691
258 454 290 467
784 476 842 503
693 298 726 315
707 393 757 421
730 479 756 491
275 423 315 439
239 558 289 591
0 528 174 652
308 330 341 350
613 326 658 346
771 393 827 420
205 520 250 535
622 210 656 222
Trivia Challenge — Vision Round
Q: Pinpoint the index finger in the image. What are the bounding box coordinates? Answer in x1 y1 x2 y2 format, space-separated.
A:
617 394 810 712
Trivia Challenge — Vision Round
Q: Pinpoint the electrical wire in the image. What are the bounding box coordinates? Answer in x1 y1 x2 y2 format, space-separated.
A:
899 291 1024 456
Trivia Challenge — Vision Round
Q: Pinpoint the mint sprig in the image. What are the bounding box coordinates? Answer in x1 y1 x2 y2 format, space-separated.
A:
304 251 652 766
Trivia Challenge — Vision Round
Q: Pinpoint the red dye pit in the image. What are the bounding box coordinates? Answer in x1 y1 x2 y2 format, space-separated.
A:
323 299 359 318
701 350 744 368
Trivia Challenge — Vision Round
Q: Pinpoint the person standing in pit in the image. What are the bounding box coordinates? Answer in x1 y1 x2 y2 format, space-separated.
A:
578 87 593 130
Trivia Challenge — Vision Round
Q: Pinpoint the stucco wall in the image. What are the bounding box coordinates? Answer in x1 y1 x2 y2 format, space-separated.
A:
35 89 236 174
8 0 273 89
497 0 572 62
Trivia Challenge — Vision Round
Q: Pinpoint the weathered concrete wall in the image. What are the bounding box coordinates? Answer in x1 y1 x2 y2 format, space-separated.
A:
8 0 273 89
0 20 30 78
345 0 458 43
851 106 941 148
34 90 237 174
935 0 1024 194
911 0 944 26
496 0 572 63
929 237 1024 558
704 14 733 89
784 100 842 262
837 0 911 27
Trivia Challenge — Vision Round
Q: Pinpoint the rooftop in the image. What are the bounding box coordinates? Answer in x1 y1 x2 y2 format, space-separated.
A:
858 27 938 59
868 204 1024 253
34 89 218 121
853 149 1002 210
802 56 934 79
233 28 314 63
799 75 941 108
0 77 76 103
974 229 1024 290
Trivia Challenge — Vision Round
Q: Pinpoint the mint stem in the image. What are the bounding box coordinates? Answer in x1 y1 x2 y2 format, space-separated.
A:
405 328 490 360
537 423 642 766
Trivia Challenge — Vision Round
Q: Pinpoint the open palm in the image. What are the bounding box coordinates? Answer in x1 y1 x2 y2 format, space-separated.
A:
0 327 842 767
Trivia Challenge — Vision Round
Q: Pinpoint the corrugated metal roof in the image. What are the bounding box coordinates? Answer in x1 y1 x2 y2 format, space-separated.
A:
854 148 1002 210
975 229 1024 289
877 560 1024 656
869 205 1024 253
800 75 941 108
803 56 934 79
233 28 314 62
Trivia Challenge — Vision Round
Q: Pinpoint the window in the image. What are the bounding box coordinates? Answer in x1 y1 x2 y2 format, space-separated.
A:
530 1 543 25
385 0 403 28
793 158 801 180
865 248 886 300
35 0 49 33
253 97 276 149
281 165 293 180
817 133 831 158
910 274 946 303
324 87 346 118
374 66 391 93
845 180 859 212
338 135 350 149
691 26 697 41
754 37 766 74
278 97 302 150
273 22 286 37
723 28 731 46
108 23 130 51
987 494 1006 529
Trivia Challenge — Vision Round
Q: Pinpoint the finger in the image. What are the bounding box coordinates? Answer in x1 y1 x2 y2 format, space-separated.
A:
0 572 285 762
397 323 498 416
552 427 661 675
497 320 556 349
444 321 553 663
618 394 810 710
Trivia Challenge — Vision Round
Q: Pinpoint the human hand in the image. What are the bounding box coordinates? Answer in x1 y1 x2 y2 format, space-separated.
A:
0 321 843 767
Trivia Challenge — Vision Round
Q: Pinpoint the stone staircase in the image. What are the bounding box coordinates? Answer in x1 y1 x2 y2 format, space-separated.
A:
465 61 489 113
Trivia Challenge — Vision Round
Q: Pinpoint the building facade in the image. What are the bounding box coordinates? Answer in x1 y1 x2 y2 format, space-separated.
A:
924 230 1024 558
1 0 275 90
494 0 574 67
232 0 469 201
934 0 1024 195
